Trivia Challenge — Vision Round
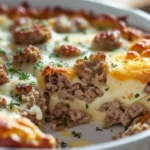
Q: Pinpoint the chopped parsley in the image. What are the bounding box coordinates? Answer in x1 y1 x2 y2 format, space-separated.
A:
45 117 49 123
29 82 35 86
8 68 30 80
105 88 109 91
0 48 6 55
72 131 81 138
147 98 150 101
124 126 129 130
49 52 59 58
135 93 140 98
16 48 24 54
86 104 89 109
61 141 67 148
96 127 103 131
57 116 68 127
33 61 44 71
63 36 69 41
111 63 117 68
19 72 30 80
49 61 69 67
9 101 20 109
84 56 88 60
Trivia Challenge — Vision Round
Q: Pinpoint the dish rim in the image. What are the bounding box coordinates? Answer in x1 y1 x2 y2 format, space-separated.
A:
0 0 150 149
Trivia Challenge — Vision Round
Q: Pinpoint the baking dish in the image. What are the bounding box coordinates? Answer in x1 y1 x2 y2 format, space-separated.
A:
1 0 150 150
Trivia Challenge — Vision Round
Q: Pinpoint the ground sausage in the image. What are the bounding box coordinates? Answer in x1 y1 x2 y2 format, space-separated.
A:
13 23 51 44
120 103 147 126
54 45 81 57
113 122 150 140
74 53 107 85
72 83 103 103
53 15 73 33
100 101 147 128
92 30 122 51
0 65 8 85
72 16 89 31
100 101 124 128
50 102 91 131
13 45 41 64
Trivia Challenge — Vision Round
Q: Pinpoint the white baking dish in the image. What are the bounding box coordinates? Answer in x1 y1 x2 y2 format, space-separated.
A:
1 0 150 150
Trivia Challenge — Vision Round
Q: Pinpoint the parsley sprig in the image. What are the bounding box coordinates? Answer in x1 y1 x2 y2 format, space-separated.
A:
8 68 30 80
33 61 44 71
72 131 82 138
0 48 6 55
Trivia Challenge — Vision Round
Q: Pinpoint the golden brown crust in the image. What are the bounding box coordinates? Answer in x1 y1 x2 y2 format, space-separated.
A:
13 23 51 45
13 45 41 64
0 2 149 41
0 115 56 148
55 45 81 57
43 66 76 81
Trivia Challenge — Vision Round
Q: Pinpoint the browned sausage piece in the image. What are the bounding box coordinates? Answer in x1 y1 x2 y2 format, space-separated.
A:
13 45 41 64
55 45 81 57
13 23 51 44
0 65 8 85
72 16 89 31
74 53 107 85
92 30 122 51
53 15 73 33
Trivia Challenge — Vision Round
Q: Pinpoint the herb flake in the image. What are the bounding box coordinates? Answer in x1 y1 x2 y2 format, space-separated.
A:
84 56 88 60
9 101 20 109
61 141 67 148
105 88 109 91
33 61 44 71
0 48 6 55
72 131 81 138
96 127 103 131
86 104 89 109
135 93 140 98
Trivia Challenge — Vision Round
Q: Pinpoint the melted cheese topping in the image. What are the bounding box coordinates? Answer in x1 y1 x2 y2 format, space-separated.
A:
0 14 148 125
108 55 150 83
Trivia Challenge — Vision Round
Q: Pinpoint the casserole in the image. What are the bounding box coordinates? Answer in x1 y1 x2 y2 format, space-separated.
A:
0 0 150 149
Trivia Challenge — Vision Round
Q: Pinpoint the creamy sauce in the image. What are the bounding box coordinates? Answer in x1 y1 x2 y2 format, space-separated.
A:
0 14 148 125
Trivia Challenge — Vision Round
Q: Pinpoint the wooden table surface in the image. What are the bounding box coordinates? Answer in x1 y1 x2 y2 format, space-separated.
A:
112 0 150 12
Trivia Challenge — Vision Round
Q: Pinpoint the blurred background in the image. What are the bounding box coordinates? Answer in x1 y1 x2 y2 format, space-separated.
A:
112 0 150 13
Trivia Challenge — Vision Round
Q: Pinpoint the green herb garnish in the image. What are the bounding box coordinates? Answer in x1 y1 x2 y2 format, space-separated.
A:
63 36 69 41
135 93 140 98
33 61 44 71
0 48 6 55
8 68 30 80
124 126 129 130
105 88 109 91
147 98 150 101
72 131 81 138
9 101 20 109
29 82 35 86
86 104 89 109
111 63 117 68
49 52 59 58
16 48 24 54
84 56 88 60
61 141 67 148
96 127 103 131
